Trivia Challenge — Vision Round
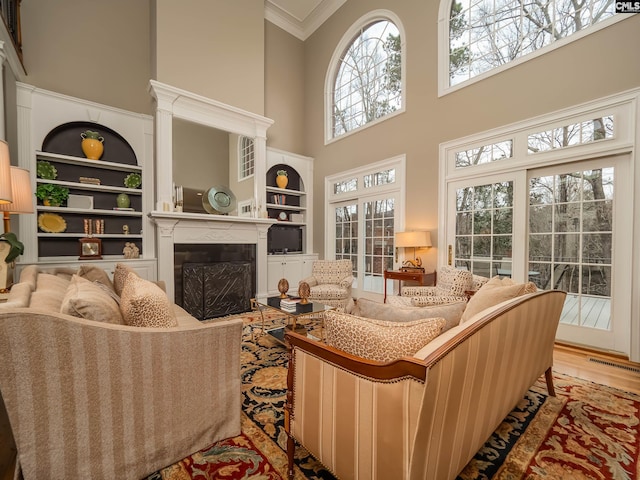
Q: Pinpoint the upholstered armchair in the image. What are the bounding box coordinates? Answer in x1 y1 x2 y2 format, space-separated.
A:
387 265 488 308
300 259 354 313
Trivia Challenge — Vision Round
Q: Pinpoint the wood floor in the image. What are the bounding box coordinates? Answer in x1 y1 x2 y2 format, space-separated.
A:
553 342 640 395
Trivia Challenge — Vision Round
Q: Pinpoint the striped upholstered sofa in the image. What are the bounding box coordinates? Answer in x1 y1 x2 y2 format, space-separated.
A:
284 287 566 480
0 264 243 480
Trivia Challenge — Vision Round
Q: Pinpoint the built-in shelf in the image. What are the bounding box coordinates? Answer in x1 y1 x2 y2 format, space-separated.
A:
36 151 142 172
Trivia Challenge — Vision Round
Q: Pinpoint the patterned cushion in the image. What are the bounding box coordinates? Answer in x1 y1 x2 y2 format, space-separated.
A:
77 264 115 293
60 275 124 324
358 297 466 332
410 295 468 307
113 262 138 296
324 311 445 362
309 284 350 300
460 276 538 323
311 260 352 285
120 273 178 328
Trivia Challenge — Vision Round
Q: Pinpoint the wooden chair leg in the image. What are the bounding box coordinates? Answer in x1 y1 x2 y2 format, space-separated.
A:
545 367 556 397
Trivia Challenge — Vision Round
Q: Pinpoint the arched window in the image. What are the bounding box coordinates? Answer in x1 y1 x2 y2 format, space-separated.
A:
441 0 622 93
326 10 405 143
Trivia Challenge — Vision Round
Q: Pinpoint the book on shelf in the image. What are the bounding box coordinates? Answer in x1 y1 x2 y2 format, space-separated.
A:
271 194 286 205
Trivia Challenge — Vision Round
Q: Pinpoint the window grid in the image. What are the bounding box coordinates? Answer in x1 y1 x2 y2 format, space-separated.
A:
454 140 513 168
449 0 617 87
335 204 358 278
239 136 254 179
454 181 514 278
364 168 396 188
363 198 395 288
333 20 402 138
528 115 614 154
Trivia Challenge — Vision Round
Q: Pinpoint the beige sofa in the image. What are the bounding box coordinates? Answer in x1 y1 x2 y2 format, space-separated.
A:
0 264 243 480
284 288 566 480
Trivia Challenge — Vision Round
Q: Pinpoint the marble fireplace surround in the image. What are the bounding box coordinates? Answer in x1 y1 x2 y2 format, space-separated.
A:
150 212 276 303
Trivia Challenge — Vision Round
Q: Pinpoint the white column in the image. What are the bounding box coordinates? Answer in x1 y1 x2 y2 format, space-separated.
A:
152 217 179 301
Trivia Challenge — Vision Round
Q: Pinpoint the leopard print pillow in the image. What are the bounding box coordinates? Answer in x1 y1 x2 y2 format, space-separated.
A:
324 311 445 363
120 272 178 328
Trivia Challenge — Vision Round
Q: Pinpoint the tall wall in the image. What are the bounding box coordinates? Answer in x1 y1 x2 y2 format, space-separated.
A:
20 0 152 114
153 0 265 115
264 21 305 153
302 0 640 261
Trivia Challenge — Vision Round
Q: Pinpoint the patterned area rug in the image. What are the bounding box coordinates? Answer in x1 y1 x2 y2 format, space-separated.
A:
148 310 640 480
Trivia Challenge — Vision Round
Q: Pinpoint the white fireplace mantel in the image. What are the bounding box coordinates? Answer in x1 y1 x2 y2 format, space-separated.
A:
149 211 276 301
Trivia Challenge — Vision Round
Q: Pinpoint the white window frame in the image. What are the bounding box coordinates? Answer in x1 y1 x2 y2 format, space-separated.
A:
437 2 634 97
324 9 407 145
238 135 255 181
325 155 406 299
439 88 640 361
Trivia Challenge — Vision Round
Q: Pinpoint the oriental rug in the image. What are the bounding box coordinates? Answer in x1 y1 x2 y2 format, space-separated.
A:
148 311 640 480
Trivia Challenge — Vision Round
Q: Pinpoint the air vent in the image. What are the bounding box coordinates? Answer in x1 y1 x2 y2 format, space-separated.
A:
588 357 640 374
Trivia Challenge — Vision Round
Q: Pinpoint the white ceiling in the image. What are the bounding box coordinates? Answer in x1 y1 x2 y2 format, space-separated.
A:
265 0 346 41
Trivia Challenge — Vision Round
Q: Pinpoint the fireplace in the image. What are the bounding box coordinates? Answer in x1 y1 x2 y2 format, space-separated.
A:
175 243 256 319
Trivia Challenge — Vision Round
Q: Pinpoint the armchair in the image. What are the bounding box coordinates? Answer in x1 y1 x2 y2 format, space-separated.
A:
300 259 354 313
387 265 488 307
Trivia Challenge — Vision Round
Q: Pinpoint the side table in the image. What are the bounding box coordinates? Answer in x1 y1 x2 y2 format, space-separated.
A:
383 269 437 302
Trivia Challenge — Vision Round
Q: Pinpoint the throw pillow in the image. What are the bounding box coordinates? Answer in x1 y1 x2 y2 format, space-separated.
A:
77 264 115 293
460 276 538 323
113 262 138 296
60 275 124 324
120 272 178 328
357 297 465 332
324 310 445 362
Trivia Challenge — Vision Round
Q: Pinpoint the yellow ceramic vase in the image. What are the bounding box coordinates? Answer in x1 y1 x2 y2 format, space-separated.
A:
276 174 288 189
81 138 104 160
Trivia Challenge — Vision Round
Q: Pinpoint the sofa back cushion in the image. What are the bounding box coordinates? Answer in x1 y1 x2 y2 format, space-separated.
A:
324 310 445 362
357 297 465 332
60 275 124 324
77 264 115 293
120 272 178 328
460 276 538 323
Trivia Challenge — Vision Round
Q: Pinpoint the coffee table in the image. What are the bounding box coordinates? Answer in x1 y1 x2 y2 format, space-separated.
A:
254 296 334 344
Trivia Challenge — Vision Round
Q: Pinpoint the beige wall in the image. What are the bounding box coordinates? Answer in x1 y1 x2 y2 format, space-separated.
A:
153 0 264 115
264 22 305 153
302 0 640 263
20 0 152 114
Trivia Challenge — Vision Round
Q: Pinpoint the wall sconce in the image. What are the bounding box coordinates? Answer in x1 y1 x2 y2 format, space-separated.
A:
0 166 34 233
395 231 432 269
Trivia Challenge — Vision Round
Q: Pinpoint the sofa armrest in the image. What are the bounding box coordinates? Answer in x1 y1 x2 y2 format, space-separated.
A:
285 331 426 480
0 310 243 480
338 275 354 289
299 276 318 287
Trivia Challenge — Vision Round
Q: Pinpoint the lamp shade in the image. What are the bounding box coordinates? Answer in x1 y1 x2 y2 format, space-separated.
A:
0 167 34 214
0 140 14 204
395 231 432 248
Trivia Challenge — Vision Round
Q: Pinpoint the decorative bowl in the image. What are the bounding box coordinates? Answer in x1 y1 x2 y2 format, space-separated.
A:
124 172 142 189
37 213 67 233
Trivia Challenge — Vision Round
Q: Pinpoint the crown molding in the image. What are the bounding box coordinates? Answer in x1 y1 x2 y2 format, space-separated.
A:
265 0 346 41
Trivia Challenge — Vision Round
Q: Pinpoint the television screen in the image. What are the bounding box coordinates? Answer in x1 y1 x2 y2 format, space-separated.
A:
268 225 303 253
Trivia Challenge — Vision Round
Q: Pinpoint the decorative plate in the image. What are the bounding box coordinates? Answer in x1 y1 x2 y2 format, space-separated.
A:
37 213 67 233
202 185 236 215
124 172 142 189
36 161 57 180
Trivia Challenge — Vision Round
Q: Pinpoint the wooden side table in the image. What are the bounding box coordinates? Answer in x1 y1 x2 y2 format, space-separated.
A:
383 270 437 302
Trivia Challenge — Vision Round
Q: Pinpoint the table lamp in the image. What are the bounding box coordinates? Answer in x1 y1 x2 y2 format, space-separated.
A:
0 140 14 205
395 231 432 268
0 166 34 233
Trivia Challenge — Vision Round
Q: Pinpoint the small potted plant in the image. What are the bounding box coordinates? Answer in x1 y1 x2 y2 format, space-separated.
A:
35 184 70 207
276 169 288 189
0 232 24 263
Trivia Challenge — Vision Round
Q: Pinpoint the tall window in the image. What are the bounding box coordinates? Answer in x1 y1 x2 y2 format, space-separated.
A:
446 0 618 90
326 11 405 142
239 136 254 180
328 156 405 295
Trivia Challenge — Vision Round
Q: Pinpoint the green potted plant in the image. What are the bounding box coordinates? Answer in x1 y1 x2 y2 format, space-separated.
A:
0 232 24 263
35 184 70 206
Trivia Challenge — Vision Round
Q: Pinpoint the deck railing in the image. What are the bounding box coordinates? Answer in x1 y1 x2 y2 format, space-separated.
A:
0 0 22 62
